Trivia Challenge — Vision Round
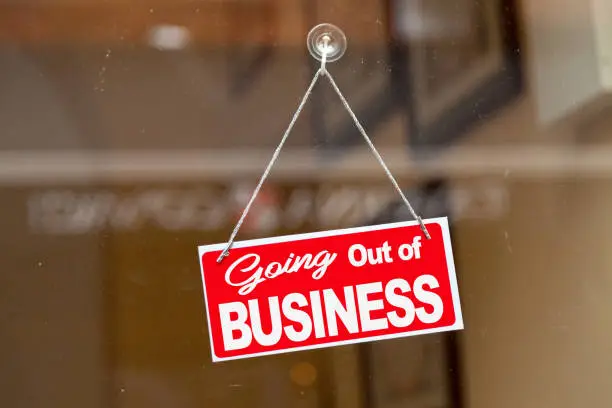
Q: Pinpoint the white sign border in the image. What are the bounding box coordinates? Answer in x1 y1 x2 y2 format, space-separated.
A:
197 216 463 362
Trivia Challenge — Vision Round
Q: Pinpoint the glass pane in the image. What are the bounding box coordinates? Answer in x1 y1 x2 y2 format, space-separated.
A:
3 1 602 408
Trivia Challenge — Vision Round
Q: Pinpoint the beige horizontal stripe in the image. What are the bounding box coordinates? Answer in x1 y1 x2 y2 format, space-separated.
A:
0 146 611 184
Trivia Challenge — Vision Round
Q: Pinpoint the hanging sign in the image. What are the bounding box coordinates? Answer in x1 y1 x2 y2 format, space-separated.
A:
198 217 462 362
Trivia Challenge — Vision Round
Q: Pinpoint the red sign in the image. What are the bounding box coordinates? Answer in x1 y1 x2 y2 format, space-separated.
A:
198 217 463 362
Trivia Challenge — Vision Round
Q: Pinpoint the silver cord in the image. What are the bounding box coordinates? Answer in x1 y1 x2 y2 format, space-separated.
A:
217 70 323 262
217 45 429 263
323 72 430 239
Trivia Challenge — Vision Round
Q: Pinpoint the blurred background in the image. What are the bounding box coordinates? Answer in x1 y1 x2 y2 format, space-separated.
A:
1 0 612 407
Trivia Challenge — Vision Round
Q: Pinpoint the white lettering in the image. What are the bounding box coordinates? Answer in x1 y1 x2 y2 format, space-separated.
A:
385 279 416 327
348 244 368 267
355 282 388 332
398 243 413 260
225 251 338 295
216 274 448 351
225 254 265 296
218 302 252 351
309 291 327 338
381 241 394 263
412 236 422 259
282 293 313 342
323 286 359 336
248 297 283 346
414 275 443 324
